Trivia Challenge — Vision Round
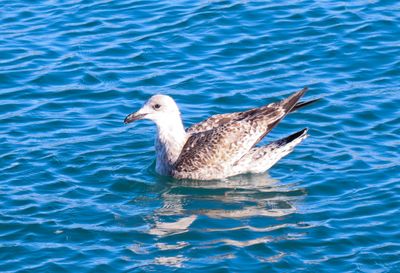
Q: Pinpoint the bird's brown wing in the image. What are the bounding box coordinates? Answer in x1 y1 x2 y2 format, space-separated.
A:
174 88 307 174
186 87 316 134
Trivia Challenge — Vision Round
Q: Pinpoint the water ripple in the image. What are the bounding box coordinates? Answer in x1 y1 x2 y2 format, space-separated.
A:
1 0 400 271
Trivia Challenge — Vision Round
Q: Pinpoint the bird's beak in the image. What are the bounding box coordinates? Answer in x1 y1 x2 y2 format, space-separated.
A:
124 111 146 124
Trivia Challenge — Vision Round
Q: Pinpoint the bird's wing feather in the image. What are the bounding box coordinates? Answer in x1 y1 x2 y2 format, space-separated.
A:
174 88 307 173
186 87 315 134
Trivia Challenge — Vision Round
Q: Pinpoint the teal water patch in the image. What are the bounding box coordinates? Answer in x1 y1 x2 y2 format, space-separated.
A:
1 0 400 272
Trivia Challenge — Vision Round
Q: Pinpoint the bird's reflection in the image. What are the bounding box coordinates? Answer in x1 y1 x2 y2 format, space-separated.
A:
148 173 304 236
133 173 306 268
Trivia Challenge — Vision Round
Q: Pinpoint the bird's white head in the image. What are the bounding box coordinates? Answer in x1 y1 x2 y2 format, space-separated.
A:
124 94 181 125
124 94 187 175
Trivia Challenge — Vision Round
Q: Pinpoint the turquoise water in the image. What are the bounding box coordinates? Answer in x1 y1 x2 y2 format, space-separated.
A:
1 0 400 272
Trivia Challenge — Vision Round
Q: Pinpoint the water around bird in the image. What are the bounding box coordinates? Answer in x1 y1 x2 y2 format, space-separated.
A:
1 0 399 272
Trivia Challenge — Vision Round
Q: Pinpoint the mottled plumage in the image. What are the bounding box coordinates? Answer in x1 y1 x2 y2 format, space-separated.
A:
186 95 318 134
124 87 316 180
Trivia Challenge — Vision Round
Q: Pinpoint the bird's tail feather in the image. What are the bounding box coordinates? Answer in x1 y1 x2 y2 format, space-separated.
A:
235 128 308 174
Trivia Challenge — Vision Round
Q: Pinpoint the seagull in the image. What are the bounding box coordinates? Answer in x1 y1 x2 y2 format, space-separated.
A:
124 87 318 180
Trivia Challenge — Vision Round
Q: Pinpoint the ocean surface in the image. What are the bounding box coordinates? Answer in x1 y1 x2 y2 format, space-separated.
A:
1 0 399 272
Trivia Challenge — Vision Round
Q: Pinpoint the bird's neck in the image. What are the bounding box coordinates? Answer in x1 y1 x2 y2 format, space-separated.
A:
154 115 187 175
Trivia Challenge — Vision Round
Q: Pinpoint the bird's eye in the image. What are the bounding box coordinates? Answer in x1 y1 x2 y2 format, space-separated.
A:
154 104 161 110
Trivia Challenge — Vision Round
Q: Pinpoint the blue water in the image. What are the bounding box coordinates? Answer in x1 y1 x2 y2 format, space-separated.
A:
1 0 400 272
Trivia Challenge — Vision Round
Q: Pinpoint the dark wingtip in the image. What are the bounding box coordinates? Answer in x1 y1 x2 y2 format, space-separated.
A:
298 86 308 96
281 128 308 144
294 86 308 99
282 87 309 114
292 97 321 112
